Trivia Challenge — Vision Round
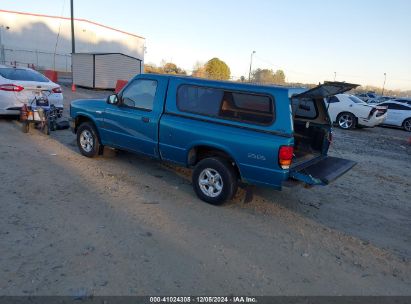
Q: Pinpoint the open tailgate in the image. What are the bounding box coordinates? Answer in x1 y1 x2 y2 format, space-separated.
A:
292 81 359 99
290 156 357 186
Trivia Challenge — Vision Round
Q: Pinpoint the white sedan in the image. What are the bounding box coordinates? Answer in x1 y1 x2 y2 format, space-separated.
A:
378 101 411 132
326 94 387 129
0 65 63 116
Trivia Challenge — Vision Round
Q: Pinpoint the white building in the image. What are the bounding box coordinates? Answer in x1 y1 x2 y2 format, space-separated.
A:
0 9 145 72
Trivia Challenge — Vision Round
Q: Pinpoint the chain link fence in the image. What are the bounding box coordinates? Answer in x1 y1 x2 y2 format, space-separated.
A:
3 48 71 72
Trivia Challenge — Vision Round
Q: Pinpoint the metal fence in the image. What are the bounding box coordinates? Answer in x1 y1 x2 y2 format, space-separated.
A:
3 48 71 72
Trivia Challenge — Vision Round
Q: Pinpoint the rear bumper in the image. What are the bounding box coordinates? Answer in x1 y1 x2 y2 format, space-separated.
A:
358 114 386 127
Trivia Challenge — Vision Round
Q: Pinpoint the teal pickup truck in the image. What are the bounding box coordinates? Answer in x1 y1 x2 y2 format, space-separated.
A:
70 74 357 205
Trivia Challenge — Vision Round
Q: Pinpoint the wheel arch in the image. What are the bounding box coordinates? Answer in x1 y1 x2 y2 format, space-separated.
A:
74 114 97 133
75 114 103 148
402 117 411 130
187 144 242 180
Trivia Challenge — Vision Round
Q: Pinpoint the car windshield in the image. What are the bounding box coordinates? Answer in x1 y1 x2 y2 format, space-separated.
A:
0 68 50 82
349 96 366 104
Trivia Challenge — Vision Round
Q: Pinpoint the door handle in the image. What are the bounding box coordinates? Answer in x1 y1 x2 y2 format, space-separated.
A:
142 117 150 123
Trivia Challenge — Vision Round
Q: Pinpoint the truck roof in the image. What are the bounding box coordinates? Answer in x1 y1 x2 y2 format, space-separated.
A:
139 73 307 94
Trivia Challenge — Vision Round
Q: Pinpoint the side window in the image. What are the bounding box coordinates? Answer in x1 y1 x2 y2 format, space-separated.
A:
177 85 274 125
121 79 157 111
327 96 339 103
177 85 223 116
220 91 273 124
385 103 408 110
394 104 410 110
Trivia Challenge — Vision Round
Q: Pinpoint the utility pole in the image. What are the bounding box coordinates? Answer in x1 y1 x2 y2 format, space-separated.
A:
0 25 10 65
334 72 336 81
382 73 387 96
70 0 76 91
70 0 75 55
248 51 256 82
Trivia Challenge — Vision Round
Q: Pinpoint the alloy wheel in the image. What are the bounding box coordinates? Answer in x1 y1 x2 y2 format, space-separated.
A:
198 168 224 198
338 114 353 129
79 130 94 152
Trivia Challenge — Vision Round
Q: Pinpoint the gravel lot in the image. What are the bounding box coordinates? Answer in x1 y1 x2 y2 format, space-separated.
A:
0 84 410 296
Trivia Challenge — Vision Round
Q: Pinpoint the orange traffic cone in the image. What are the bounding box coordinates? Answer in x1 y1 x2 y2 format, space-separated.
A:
71 83 76 92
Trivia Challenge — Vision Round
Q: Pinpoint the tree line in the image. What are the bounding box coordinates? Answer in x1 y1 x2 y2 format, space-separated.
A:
144 58 409 96
144 57 287 85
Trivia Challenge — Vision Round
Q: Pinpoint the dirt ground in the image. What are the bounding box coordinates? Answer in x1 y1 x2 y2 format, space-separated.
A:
0 84 410 296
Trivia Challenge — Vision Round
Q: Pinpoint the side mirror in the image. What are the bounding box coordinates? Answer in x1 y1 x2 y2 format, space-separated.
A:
107 94 119 105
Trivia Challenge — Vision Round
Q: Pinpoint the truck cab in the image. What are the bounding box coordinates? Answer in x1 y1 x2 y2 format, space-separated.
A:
70 74 357 205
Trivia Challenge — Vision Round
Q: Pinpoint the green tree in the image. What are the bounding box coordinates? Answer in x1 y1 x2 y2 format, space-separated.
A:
205 58 231 80
144 64 162 74
251 69 286 84
162 62 186 75
273 69 285 84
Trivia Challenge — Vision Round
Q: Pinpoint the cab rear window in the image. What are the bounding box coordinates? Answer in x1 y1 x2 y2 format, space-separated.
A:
0 68 50 82
177 85 274 125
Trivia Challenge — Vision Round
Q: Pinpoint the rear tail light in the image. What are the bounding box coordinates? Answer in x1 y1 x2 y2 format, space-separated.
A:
52 87 62 93
278 146 294 170
369 108 377 117
0 84 24 92
376 106 387 117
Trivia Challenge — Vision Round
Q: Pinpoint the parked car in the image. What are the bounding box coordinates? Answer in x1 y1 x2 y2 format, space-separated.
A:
70 76 358 205
378 101 411 132
389 98 411 106
0 65 63 116
326 94 387 129
356 92 379 103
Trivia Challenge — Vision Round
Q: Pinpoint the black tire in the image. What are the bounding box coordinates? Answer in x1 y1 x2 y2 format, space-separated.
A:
337 112 357 130
402 118 411 132
22 121 29 133
76 122 101 157
192 157 238 205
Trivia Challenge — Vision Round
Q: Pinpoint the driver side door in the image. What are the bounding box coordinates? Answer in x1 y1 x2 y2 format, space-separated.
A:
101 77 166 157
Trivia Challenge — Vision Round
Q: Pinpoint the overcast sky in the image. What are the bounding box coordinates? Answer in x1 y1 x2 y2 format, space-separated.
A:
1 0 411 90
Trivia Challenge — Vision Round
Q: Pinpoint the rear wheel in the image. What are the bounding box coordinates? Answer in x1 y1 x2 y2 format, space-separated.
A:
77 122 101 157
337 112 356 130
403 118 411 132
192 157 238 205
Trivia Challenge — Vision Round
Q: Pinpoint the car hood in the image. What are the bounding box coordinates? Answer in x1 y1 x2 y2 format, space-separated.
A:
71 98 106 108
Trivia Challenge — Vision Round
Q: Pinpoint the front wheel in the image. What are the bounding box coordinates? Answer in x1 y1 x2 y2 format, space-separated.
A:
403 118 411 132
192 157 238 205
337 112 356 130
77 122 101 157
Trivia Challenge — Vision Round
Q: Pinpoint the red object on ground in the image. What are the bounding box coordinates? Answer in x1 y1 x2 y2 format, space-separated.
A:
115 80 128 93
71 83 76 92
408 137 411 145
44 70 58 82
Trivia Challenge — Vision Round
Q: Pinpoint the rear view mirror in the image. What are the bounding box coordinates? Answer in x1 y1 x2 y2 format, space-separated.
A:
107 94 119 105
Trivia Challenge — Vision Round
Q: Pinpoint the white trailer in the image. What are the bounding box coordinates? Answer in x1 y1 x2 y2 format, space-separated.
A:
72 53 142 89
